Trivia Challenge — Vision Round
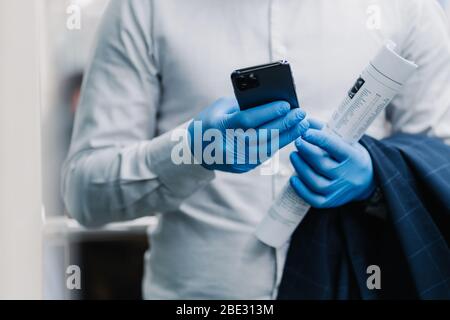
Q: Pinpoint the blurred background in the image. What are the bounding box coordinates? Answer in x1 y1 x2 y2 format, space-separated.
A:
39 0 158 300
0 0 449 300
1 0 157 300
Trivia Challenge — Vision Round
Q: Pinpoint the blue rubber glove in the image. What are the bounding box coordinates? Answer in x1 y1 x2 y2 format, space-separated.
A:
290 120 376 208
188 97 309 173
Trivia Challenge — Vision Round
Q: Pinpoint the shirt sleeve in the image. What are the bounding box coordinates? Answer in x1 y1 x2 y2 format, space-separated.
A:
61 0 214 227
388 0 450 144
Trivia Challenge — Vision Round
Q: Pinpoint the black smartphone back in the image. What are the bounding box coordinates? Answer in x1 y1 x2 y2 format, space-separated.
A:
231 61 299 111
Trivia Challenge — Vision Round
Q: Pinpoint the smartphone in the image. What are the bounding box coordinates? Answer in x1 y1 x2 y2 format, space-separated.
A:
231 60 299 111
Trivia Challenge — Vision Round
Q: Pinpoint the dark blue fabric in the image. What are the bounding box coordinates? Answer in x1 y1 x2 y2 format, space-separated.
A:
277 134 450 300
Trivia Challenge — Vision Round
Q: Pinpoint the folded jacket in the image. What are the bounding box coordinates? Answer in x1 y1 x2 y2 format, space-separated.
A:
277 133 450 300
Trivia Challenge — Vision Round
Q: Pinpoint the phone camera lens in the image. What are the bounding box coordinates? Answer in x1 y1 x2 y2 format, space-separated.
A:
236 73 259 91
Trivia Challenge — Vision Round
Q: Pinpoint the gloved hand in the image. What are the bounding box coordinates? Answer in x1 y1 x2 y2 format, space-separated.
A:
289 120 375 208
188 97 309 173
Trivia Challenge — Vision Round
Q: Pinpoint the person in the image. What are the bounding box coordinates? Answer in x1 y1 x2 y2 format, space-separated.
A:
62 0 450 299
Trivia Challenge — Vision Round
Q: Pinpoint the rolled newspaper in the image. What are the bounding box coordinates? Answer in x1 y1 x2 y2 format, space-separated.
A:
256 41 418 248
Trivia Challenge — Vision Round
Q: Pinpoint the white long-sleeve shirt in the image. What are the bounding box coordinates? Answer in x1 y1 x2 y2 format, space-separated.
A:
62 0 450 299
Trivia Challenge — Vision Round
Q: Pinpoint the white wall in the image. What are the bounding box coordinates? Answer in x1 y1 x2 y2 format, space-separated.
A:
0 0 43 299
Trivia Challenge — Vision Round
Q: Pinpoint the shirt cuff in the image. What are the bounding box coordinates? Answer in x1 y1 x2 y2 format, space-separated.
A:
145 122 216 198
